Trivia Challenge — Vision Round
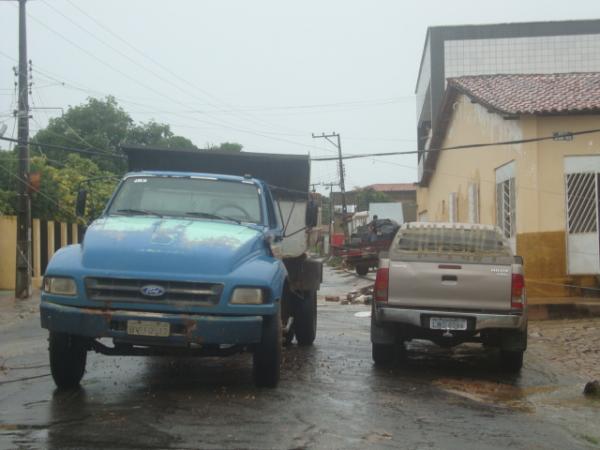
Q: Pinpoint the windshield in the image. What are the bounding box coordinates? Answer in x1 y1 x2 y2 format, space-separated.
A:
107 176 263 224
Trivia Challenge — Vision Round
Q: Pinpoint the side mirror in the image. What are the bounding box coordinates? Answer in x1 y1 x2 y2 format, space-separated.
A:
514 255 524 265
75 189 87 218
305 200 319 228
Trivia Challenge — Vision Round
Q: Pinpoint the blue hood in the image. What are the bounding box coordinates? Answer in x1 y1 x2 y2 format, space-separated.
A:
81 216 264 275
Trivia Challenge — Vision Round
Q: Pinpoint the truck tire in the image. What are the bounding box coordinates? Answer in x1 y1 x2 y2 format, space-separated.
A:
355 264 369 276
500 350 524 372
295 290 317 346
253 310 281 388
372 343 395 366
49 332 87 389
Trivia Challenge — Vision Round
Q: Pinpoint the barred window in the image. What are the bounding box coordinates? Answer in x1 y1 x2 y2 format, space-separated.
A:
566 173 597 234
496 178 515 239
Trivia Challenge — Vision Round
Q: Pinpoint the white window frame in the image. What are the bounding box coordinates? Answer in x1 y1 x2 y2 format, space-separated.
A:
468 182 479 224
448 192 458 223
495 161 516 252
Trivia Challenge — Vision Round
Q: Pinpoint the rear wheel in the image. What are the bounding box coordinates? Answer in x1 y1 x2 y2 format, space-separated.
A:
253 310 282 388
500 350 524 372
295 290 317 346
372 342 396 366
49 332 87 389
355 264 369 276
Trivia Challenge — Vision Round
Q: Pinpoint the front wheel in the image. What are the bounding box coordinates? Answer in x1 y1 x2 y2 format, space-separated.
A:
295 290 317 346
253 310 282 388
49 332 87 389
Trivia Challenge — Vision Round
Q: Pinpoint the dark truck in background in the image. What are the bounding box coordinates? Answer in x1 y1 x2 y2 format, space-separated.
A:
40 147 322 388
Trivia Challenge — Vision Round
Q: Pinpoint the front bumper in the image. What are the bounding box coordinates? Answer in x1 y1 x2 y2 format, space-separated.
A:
376 306 525 331
40 301 264 345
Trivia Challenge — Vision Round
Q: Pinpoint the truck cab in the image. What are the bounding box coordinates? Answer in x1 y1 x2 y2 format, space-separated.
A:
41 148 322 388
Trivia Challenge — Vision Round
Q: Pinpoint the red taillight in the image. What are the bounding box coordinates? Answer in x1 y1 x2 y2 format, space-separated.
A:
511 273 525 309
375 268 389 303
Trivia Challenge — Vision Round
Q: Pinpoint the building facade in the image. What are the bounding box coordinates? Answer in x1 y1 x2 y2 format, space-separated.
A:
416 72 600 298
416 20 600 185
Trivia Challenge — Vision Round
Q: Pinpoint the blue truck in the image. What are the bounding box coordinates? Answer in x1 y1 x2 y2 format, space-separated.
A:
40 147 322 388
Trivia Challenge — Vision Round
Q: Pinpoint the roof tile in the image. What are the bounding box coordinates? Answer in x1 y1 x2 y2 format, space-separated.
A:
448 73 600 115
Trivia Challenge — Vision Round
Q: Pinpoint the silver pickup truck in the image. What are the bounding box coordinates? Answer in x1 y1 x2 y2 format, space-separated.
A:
371 222 527 372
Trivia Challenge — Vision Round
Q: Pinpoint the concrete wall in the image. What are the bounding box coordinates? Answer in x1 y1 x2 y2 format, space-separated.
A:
417 94 600 296
0 216 17 290
0 216 80 291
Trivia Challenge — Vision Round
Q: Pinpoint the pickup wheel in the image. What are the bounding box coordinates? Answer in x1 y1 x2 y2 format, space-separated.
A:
355 264 369 276
294 290 317 346
253 310 282 388
372 343 396 366
500 350 524 372
49 332 87 389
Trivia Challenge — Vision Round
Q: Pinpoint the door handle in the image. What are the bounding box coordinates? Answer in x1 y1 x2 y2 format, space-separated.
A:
441 275 458 282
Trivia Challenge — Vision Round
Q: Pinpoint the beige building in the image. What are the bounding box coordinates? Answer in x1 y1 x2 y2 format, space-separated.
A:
417 72 600 298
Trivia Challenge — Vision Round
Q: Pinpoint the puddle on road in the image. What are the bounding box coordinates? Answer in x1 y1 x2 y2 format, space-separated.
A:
432 378 559 412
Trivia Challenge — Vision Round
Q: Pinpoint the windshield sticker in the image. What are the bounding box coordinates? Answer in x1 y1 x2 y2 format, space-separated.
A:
133 178 147 183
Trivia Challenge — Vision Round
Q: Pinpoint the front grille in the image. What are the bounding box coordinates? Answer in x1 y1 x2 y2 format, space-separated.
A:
85 277 222 306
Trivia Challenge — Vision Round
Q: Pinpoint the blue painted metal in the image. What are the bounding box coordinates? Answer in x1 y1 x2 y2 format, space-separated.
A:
40 173 288 351
40 302 263 345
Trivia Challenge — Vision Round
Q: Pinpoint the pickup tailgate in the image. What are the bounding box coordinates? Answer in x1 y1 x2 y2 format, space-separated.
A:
386 224 515 312
387 261 511 312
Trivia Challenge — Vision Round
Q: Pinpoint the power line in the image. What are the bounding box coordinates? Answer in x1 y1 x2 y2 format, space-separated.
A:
310 128 600 161
36 2 313 140
0 136 125 159
61 0 315 137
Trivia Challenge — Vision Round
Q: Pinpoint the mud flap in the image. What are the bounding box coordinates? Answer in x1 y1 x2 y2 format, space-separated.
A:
370 307 396 344
500 328 528 352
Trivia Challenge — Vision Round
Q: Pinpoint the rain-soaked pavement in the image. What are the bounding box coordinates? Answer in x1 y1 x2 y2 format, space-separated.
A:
1 265 599 449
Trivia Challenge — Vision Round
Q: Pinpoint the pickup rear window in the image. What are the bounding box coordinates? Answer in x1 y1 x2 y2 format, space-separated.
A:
391 226 513 263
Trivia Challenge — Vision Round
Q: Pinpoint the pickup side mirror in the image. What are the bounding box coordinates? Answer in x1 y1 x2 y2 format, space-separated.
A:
305 200 319 228
514 255 524 265
75 189 87 218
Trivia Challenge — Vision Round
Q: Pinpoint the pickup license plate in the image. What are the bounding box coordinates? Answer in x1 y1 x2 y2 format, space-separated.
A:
126 320 170 337
429 317 467 331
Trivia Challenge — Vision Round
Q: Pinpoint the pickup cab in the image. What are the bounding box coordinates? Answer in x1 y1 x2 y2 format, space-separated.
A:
41 148 322 389
371 222 527 371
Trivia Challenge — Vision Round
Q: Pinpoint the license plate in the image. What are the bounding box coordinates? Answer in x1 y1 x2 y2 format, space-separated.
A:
126 320 170 337
429 317 467 331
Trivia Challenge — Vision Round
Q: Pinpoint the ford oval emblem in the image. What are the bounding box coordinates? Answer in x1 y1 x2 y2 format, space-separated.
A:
140 284 165 297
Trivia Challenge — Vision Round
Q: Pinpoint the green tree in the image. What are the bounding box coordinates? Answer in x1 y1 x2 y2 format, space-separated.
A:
31 154 118 222
208 142 243 152
30 97 198 173
126 120 197 150
0 149 18 215
354 187 392 212
31 96 131 173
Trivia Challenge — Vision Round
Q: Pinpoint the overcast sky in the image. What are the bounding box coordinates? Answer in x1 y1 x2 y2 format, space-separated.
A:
1 0 599 193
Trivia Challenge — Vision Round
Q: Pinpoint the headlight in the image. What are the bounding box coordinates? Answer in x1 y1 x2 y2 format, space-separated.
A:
230 288 264 304
43 277 77 296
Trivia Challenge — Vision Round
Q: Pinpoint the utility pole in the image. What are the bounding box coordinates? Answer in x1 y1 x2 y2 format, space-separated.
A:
15 0 31 298
312 132 349 240
321 182 338 250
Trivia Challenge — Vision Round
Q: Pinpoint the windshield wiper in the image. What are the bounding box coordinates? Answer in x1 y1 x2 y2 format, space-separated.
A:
115 208 163 217
185 211 241 224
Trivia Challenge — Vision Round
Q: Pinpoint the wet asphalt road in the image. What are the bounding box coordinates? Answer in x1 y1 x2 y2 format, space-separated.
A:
1 266 599 449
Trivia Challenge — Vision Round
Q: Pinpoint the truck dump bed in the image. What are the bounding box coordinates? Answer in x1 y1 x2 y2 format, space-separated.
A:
122 145 310 199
